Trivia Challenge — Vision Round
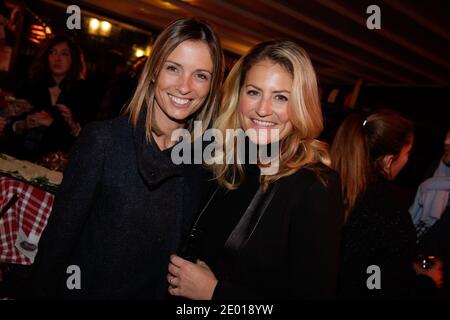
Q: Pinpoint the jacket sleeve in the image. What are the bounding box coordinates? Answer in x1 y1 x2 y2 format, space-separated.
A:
30 122 108 298
289 171 344 299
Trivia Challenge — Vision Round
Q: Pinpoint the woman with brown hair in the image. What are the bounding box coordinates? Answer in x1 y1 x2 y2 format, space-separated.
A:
5 35 88 160
31 18 224 299
167 40 343 300
331 110 443 298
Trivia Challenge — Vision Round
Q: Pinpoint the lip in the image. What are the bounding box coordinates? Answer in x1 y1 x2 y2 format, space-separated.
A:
250 118 277 128
168 93 193 109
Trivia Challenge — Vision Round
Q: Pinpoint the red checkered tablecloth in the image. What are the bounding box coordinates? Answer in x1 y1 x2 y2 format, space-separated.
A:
0 176 54 265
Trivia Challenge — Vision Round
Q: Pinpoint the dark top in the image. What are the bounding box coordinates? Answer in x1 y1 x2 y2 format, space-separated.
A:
31 110 204 299
339 178 435 298
194 164 344 299
5 76 93 159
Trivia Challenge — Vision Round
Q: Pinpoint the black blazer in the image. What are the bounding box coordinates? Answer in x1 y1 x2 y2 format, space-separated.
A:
196 165 344 299
31 111 204 299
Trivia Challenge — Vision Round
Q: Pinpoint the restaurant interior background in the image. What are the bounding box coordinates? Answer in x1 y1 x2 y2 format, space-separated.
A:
0 0 449 300
0 0 449 196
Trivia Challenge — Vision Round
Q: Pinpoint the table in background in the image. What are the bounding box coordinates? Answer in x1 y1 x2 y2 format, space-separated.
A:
0 176 54 265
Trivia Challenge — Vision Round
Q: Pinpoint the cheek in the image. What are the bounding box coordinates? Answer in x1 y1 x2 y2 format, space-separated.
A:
402 156 409 168
238 96 253 116
392 155 408 175
65 57 72 67
59 56 72 71
194 82 212 99
278 105 291 124
155 73 171 91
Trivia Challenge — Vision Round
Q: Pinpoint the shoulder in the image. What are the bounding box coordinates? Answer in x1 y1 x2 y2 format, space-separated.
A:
276 163 342 215
349 180 408 229
81 116 130 137
76 116 132 150
280 164 344 227
282 163 340 191
361 180 400 209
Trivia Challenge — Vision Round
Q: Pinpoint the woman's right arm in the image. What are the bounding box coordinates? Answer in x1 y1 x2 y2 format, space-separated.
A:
31 122 108 298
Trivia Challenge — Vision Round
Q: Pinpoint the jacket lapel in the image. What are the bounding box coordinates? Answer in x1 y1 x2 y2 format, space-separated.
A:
224 182 280 254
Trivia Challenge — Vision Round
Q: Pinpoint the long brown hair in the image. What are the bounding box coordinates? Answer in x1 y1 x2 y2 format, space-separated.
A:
330 109 414 221
126 18 224 142
212 40 330 191
29 35 86 82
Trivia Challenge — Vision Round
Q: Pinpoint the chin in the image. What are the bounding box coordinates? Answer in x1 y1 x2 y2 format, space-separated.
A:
168 106 195 118
246 130 278 146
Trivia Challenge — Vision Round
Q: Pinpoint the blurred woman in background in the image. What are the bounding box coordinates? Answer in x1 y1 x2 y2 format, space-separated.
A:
4 35 90 160
331 110 443 298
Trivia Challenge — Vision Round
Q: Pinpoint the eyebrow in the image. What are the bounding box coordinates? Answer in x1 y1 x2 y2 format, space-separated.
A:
52 48 70 52
165 60 212 74
245 84 290 94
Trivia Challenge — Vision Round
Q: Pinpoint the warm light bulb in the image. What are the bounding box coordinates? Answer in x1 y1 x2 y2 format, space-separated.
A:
100 21 111 32
135 49 144 58
89 18 100 32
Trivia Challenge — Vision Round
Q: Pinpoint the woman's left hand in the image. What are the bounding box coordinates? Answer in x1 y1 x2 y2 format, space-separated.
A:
167 254 218 300
55 104 74 124
55 104 80 135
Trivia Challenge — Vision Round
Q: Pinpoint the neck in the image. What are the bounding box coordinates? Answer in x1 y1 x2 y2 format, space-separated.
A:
52 74 65 86
151 104 186 151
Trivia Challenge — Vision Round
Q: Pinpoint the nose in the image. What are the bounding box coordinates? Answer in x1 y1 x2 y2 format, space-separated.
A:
51 53 61 62
255 97 272 117
175 73 192 95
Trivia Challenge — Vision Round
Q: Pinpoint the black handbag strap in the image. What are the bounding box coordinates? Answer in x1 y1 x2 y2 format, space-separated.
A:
191 185 220 231
224 182 280 254
178 186 220 261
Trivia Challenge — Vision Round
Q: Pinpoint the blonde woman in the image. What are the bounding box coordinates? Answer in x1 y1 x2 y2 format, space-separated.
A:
168 40 343 299
31 18 224 299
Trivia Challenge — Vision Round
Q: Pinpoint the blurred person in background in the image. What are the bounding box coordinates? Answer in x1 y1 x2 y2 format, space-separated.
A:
95 51 143 121
410 127 450 297
332 110 443 299
3 35 91 161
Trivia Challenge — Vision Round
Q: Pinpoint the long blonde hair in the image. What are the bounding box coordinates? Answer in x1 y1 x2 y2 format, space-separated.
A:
211 40 330 191
126 18 224 141
331 110 414 221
